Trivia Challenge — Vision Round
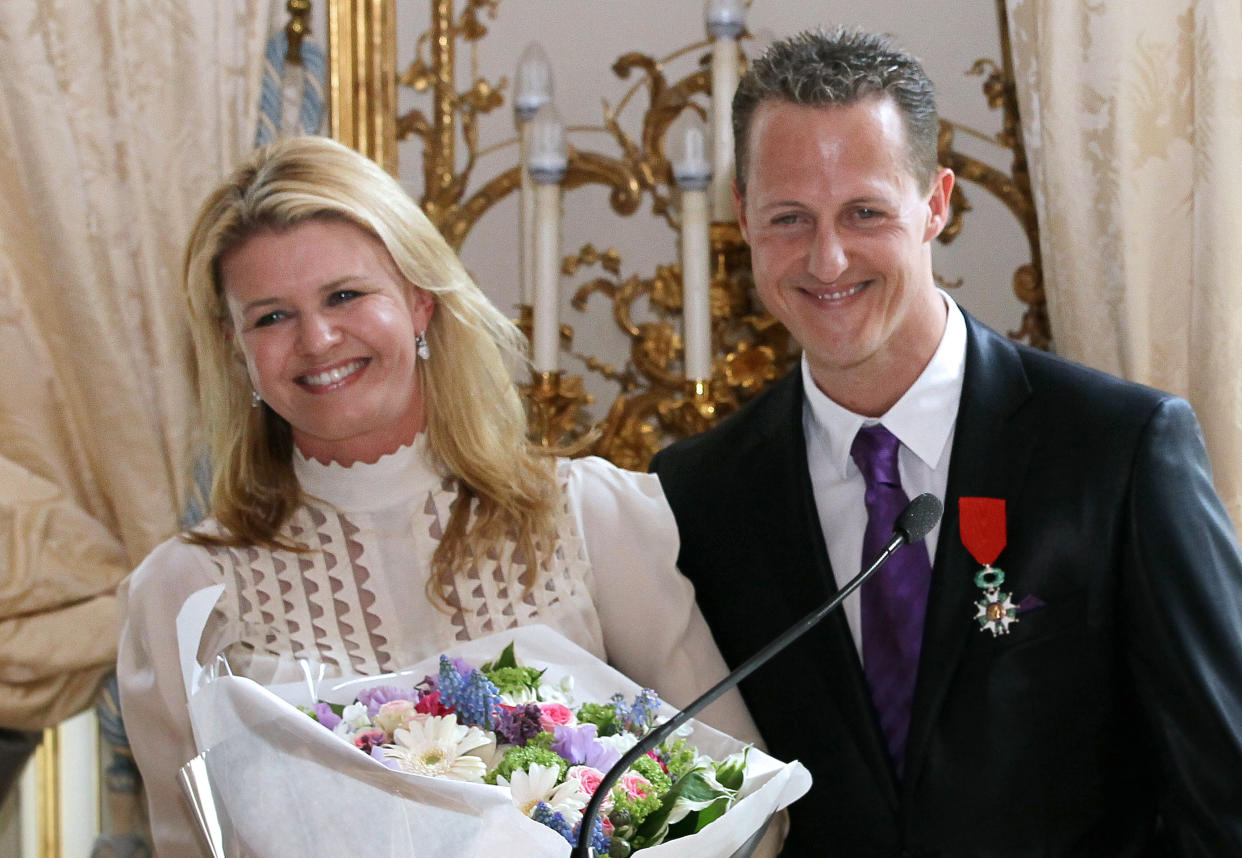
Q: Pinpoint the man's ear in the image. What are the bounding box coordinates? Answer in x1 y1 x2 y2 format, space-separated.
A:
923 167 955 243
733 179 750 244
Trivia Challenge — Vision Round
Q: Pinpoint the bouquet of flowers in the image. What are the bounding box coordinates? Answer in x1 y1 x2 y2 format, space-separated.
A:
175 585 810 857
302 639 765 855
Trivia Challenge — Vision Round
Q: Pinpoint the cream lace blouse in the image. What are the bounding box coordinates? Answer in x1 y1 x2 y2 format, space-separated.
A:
117 438 761 857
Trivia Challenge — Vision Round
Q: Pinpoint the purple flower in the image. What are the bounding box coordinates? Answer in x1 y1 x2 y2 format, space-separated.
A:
356 685 419 718
312 703 341 730
552 724 621 771
493 703 544 747
375 745 399 769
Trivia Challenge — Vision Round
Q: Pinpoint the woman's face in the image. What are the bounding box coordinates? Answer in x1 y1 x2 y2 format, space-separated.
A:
220 218 434 465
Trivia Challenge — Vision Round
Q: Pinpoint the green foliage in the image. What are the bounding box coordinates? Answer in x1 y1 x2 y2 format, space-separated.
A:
525 731 554 750
480 641 519 671
480 642 546 696
630 754 672 798
629 763 739 849
576 701 620 735
658 738 698 781
714 748 750 791
610 774 664 830
486 745 566 785
485 665 545 696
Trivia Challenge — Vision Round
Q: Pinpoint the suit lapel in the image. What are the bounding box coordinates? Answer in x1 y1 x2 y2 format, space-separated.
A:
902 314 1036 790
745 372 900 808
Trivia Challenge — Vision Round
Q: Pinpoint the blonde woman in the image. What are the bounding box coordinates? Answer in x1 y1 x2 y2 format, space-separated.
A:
117 136 761 857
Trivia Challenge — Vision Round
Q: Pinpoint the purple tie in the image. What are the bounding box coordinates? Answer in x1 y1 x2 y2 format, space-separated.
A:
850 424 931 777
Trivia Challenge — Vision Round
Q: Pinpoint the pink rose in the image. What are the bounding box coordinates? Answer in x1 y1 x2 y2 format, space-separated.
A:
566 765 612 813
538 702 575 731
618 771 652 801
565 765 605 796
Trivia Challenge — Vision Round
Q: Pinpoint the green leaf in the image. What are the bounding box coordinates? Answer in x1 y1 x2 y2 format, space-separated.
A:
481 641 518 672
715 747 751 792
667 795 730 839
631 766 735 848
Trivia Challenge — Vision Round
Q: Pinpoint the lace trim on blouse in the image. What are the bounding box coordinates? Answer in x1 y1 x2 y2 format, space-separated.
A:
195 441 597 675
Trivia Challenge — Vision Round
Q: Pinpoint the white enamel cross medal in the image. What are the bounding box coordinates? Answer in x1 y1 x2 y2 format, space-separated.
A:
972 566 1018 637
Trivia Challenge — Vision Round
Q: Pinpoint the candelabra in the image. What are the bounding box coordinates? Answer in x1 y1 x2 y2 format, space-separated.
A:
326 0 1047 467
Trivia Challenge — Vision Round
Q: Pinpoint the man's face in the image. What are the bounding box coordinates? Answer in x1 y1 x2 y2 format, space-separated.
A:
736 96 953 400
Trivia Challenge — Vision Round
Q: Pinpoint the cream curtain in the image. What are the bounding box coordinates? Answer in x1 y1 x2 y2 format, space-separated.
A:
1005 0 1242 528
0 0 273 728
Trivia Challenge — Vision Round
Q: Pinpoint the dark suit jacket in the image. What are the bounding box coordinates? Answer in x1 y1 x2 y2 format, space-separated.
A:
651 313 1242 857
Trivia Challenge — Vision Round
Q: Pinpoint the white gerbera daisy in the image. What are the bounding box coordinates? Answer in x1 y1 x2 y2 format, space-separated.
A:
384 714 490 782
499 763 589 817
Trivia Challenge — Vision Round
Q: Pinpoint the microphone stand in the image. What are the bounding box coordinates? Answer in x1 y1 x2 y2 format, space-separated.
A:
569 493 942 857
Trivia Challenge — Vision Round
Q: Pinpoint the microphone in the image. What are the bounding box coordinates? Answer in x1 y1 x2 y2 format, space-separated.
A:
569 492 944 856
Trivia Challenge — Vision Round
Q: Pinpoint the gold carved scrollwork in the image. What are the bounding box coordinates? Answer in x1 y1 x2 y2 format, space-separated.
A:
566 222 796 468
327 0 1047 464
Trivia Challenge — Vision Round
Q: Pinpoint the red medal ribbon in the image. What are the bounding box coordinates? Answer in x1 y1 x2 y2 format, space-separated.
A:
959 497 1006 566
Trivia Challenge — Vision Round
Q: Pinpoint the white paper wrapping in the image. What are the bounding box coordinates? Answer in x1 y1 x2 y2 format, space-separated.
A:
175 585 811 857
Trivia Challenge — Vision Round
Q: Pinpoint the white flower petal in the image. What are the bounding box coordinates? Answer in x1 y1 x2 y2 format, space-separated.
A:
500 762 564 816
382 714 491 783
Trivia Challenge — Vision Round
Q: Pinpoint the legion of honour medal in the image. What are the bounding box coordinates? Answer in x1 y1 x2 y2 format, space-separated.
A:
959 497 1018 637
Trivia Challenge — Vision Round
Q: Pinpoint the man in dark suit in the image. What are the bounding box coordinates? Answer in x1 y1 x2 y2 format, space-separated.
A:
651 28 1242 856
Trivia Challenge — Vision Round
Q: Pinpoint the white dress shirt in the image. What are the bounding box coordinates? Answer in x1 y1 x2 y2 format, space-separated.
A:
801 293 967 658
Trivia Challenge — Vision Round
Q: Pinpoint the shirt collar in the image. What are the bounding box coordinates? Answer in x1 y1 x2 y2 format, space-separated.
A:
293 432 444 512
802 291 967 477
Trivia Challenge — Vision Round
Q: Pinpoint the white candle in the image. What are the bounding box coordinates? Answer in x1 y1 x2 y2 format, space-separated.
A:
528 104 567 372
514 43 552 308
532 182 562 371
706 0 744 222
669 111 713 381
681 189 712 380
518 124 536 306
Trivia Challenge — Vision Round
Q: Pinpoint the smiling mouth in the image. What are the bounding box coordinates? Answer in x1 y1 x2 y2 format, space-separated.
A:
807 281 869 301
299 358 368 388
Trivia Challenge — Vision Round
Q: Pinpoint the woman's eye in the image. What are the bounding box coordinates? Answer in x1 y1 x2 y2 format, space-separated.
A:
253 310 285 328
328 289 363 305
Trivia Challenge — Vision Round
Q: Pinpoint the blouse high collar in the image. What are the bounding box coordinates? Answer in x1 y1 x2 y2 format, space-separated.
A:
292 433 443 512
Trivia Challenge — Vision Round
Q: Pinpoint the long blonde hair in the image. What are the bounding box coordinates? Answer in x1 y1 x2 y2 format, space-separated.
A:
184 135 558 606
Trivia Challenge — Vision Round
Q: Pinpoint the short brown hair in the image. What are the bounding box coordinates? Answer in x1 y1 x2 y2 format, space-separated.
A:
733 27 940 195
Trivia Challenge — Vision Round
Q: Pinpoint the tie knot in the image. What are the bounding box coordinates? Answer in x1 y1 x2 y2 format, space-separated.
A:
851 423 902 487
